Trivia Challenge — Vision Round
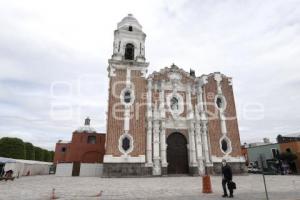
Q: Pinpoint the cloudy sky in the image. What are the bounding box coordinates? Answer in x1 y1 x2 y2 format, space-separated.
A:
0 0 300 150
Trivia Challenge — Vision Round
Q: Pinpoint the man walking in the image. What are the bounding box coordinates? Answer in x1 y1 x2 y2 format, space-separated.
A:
222 159 234 198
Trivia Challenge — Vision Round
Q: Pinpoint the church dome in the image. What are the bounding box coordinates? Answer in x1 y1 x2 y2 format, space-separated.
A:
117 14 142 31
75 117 96 133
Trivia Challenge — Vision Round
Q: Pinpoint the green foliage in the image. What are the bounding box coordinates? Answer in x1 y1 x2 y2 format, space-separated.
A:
43 149 50 162
34 147 44 161
49 151 54 162
0 137 54 162
24 142 35 160
0 137 25 159
279 151 298 162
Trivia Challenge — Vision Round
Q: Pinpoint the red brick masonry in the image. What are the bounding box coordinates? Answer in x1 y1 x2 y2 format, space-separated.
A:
54 131 106 164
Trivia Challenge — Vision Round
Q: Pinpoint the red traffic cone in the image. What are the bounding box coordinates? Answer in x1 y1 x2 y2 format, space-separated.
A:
51 188 59 199
202 175 213 193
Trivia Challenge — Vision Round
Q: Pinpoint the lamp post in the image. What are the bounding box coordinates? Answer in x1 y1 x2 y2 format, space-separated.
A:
260 154 269 200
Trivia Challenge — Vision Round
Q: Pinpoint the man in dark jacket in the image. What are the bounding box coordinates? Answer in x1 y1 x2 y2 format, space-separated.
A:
222 159 233 198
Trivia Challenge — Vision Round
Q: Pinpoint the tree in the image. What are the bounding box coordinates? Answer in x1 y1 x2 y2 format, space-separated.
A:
34 147 44 161
279 149 298 163
43 149 50 162
49 151 54 162
24 142 35 160
0 137 25 159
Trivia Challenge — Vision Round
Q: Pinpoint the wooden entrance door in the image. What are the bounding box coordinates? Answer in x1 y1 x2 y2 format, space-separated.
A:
167 132 189 174
72 162 81 176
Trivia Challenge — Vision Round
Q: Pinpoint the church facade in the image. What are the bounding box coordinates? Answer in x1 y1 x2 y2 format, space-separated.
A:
103 14 246 177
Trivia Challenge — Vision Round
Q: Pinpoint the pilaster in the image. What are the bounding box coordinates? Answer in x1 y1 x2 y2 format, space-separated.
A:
146 79 153 166
152 102 161 175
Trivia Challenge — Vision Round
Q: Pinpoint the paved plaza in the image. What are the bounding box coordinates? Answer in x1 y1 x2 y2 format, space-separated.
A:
0 174 299 200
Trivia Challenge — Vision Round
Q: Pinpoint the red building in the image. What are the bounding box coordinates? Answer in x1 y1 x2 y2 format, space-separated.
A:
241 144 249 166
54 118 106 164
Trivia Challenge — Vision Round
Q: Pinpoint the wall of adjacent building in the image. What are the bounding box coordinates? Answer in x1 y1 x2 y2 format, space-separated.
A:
66 132 106 163
53 143 69 164
54 132 106 164
79 163 103 176
279 141 300 172
247 143 280 168
55 163 73 176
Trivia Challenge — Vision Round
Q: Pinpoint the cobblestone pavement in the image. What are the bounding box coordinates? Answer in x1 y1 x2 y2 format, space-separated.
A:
0 174 299 200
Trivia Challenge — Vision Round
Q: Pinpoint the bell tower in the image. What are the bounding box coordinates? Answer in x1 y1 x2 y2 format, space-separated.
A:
103 14 150 177
111 14 146 62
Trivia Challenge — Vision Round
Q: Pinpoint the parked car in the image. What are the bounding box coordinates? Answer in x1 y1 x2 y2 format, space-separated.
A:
248 166 262 174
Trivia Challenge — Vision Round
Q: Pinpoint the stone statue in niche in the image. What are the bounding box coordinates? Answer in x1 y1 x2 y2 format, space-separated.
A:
170 97 179 111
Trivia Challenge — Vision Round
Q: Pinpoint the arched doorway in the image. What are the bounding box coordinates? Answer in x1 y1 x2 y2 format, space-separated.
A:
167 132 189 174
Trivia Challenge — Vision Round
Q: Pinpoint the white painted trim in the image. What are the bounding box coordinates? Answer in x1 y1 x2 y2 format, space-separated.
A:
103 155 145 163
219 136 232 155
120 88 135 106
118 133 134 155
212 156 245 163
165 119 189 129
214 94 227 111
109 64 116 77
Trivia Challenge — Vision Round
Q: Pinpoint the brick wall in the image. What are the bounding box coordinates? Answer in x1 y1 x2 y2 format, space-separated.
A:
53 143 69 163
54 132 106 163
204 75 242 157
279 141 300 172
105 68 147 157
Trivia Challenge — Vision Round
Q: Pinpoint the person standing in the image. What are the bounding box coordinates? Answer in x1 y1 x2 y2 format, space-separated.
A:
222 159 234 198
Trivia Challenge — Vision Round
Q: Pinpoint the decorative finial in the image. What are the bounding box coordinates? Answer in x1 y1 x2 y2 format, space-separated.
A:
84 117 90 126
171 63 178 70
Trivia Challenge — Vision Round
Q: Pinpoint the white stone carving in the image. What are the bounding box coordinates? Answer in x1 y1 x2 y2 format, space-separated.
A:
166 92 184 118
160 121 168 167
188 122 197 167
214 73 222 84
168 72 182 83
195 120 205 175
152 103 161 175
165 119 188 129
146 79 153 166
198 75 208 86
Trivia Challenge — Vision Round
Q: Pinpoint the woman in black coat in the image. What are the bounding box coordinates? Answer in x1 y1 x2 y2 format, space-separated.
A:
222 159 234 198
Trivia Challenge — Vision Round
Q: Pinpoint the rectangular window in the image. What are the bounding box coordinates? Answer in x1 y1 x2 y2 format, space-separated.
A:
61 147 66 152
87 136 96 144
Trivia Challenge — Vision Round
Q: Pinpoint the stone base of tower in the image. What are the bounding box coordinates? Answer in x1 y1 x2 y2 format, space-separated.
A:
102 163 152 177
189 166 199 176
161 167 168 176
